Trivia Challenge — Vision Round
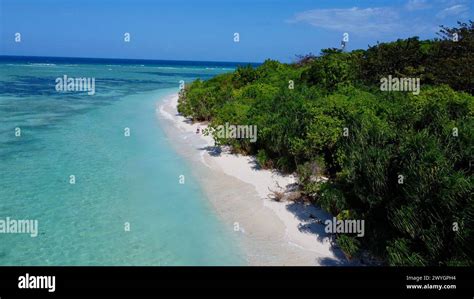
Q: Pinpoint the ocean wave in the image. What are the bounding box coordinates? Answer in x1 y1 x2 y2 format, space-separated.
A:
155 67 179 70
205 67 233 71
28 63 56 66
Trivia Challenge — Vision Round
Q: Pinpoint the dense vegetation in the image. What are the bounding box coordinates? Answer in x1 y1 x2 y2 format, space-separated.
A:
178 22 474 266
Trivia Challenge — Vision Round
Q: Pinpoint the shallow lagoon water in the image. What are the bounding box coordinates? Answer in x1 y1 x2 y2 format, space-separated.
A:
0 58 244 265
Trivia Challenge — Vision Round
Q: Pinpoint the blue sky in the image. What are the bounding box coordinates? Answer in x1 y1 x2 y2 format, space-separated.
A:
0 0 471 62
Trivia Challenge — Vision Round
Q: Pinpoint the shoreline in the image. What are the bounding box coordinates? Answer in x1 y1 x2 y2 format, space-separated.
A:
157 92 347 265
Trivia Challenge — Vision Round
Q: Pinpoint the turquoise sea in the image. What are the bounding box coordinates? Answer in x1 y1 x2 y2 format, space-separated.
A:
0 56 251 265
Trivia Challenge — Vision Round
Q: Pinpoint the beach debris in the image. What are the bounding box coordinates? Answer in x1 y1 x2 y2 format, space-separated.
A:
308 213 324 225
268 187 285 202
285 191 302 202
267 181 302 202
268 181 285 201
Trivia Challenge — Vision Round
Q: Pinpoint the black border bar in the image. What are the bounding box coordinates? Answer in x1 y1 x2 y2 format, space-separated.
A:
0 266 472 298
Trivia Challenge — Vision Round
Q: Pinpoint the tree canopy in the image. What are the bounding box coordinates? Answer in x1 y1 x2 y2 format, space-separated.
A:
178 22 474 266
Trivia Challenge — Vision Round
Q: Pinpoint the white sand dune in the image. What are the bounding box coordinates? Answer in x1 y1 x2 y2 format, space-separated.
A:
157 93 347 266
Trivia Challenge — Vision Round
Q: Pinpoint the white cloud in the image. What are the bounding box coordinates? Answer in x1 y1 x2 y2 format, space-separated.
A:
289 7 402 35
289 0 470 38
405 0 431 11
436 4 469 18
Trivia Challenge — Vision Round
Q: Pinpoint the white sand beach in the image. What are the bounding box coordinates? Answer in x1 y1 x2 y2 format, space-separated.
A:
157 93 348 266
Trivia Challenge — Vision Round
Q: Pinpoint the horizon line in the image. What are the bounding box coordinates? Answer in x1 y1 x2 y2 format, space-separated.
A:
0 54 262 65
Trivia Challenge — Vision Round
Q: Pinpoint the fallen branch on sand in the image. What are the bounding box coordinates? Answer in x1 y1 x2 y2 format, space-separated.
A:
267 181 302 202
